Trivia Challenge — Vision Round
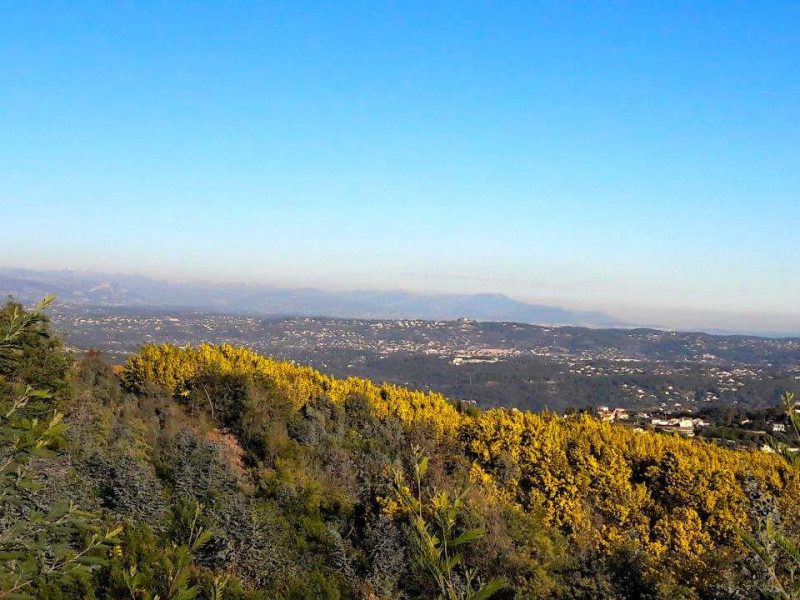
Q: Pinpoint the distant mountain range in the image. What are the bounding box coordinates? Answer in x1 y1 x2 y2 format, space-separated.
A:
0 268 622 327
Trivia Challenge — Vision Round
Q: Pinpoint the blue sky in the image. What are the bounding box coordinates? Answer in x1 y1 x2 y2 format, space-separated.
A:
2 2 799 331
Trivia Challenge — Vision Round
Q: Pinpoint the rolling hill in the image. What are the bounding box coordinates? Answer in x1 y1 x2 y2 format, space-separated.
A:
0 268 621 327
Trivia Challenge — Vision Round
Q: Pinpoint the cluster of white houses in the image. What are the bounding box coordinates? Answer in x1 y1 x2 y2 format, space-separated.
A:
594 402 800 449
597 406 710 437
648 416 711 437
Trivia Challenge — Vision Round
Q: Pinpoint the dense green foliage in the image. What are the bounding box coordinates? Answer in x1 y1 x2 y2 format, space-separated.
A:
3 299 800 599
0 299 119 599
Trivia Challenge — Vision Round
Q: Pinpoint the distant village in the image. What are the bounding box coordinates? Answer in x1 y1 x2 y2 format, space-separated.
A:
595 405 710 436
595 404 797 454
49 309 800 430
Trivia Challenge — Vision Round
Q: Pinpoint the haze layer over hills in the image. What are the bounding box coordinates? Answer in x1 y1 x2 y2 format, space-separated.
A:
0 268 620 327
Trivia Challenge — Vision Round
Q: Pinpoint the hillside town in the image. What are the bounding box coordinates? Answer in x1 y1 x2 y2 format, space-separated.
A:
45 308 800 434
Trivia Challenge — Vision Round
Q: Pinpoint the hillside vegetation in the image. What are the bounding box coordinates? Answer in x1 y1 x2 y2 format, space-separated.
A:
2 299 799 599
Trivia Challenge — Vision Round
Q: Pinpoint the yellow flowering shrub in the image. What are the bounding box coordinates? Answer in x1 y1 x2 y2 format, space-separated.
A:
123 343 800 588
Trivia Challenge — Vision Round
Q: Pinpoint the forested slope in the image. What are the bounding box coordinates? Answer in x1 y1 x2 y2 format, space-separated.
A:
2 299 799 599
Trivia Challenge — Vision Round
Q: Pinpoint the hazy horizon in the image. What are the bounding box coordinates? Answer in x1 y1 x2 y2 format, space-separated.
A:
2 3 799 333
3 264 800 337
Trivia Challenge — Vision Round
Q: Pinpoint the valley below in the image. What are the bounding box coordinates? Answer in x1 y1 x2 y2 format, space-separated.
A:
51 306 800 429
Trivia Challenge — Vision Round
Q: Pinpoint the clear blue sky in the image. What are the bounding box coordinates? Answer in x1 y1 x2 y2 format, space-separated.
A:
2 2 799 331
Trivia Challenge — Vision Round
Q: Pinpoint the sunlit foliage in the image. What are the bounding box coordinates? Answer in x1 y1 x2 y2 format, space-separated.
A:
4 312 799 599
121 342 800 598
